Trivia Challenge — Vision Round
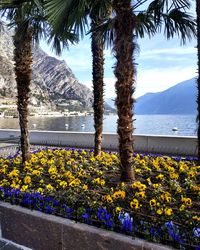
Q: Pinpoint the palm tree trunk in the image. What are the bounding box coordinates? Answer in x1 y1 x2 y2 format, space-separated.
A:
197 0 200 163
90 14 105 156
13 26 32 164
113 0 135 182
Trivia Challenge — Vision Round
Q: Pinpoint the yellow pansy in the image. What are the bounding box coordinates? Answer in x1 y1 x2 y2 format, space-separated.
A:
24 176 31 185
164 208 173 216
130 199 139 209
112 190 126 200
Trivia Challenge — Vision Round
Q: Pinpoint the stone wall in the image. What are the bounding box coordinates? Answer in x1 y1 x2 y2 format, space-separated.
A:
0 203 172 250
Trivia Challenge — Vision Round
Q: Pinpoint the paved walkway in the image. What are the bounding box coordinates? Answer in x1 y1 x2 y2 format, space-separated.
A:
0 239 31 250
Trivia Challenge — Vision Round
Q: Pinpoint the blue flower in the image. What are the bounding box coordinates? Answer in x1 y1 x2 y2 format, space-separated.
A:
195 243 200 250
44 205 55 214
118 212 133 232
61 204 73 218
165 221 184 244
97 208 113 229
194 228 200 238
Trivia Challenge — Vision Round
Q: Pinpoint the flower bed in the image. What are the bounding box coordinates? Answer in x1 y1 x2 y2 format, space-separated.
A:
0 148 199 249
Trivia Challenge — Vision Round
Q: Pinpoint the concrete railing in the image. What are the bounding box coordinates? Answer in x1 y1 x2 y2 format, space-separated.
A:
0 129 197 156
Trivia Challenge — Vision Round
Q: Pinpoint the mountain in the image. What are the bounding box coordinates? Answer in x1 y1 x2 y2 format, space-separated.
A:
0 23 93 108
105 98 115 109
135 78 197 114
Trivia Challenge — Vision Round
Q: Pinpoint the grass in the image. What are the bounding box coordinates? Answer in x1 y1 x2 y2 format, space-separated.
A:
0 147 199 249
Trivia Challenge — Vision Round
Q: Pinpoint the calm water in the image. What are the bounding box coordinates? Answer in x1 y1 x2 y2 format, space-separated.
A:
0 115 197 136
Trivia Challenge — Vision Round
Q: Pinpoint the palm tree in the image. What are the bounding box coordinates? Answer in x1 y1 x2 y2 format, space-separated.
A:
196 0 200 162
45 0 196 182
112 0 136 181
90 13 105 156
45 0 112 156
0 0 77 164
101 0 196 181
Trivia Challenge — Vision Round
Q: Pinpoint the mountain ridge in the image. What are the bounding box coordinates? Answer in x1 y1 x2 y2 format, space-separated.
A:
106 78 197 114
135 78 197 114
0 23 93 109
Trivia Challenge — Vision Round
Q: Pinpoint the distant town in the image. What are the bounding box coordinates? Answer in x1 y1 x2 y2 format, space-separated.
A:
0 97 115 118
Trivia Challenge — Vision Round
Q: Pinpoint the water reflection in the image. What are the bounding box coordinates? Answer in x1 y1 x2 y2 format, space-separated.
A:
0 115 197 136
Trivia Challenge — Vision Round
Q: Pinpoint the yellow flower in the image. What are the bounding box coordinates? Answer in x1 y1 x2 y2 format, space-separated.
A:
8 169 19 178
181 197 192 207
169 172 179 180
192 215 200 222
82 184 88 191
37 187 44 193
24 176 31 185
20 185 29 192
101 180 105 186
115 207 122 214
59 181 68 189
121 182 125 188
164 208 173 216
135 191 146 199
150 199 157 207
90 157 95 162
131 181 146 191
156 208 163 215
112 190 126 200
40 179 44 184
156 174 164 180
160 192 172 203
40 158 47 165
48 166 57 175
130 199 139 209
146 177 151 184
46 184 54 192
69 178 81 187
153 183 161 189
179 204 185 211
11 182 20 189
102 195 113 203
32 170 41 176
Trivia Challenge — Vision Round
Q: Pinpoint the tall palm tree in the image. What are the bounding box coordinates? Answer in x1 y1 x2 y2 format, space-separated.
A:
0 0 77 164
197 0 200 163
90 13 105 156
112 0 136 181
45 0 111 156
99 0 196 181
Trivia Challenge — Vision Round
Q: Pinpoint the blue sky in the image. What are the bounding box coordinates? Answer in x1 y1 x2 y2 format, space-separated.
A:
40 3 197 99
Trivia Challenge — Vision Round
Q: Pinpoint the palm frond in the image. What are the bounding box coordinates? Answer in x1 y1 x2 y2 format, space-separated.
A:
158 9 196 44
135 12 157 38
45 0 89 38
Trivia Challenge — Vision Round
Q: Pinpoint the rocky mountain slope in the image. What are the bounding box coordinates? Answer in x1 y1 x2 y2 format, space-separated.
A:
0 23 93 108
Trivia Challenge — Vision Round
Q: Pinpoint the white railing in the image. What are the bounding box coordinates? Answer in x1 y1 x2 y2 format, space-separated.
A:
0 129 197 156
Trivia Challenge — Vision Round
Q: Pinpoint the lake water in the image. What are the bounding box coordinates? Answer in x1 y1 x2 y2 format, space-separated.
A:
0 115 197 136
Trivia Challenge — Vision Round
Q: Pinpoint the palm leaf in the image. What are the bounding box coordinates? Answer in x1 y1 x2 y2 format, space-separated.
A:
158 9 196 43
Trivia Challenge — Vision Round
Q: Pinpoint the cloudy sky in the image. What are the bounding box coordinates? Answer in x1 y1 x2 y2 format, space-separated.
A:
40 4 197 99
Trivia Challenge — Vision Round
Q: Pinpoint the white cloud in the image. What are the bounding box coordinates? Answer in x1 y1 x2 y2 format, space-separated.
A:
82 66 197 99
136 66 197 97
140 47 196 58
